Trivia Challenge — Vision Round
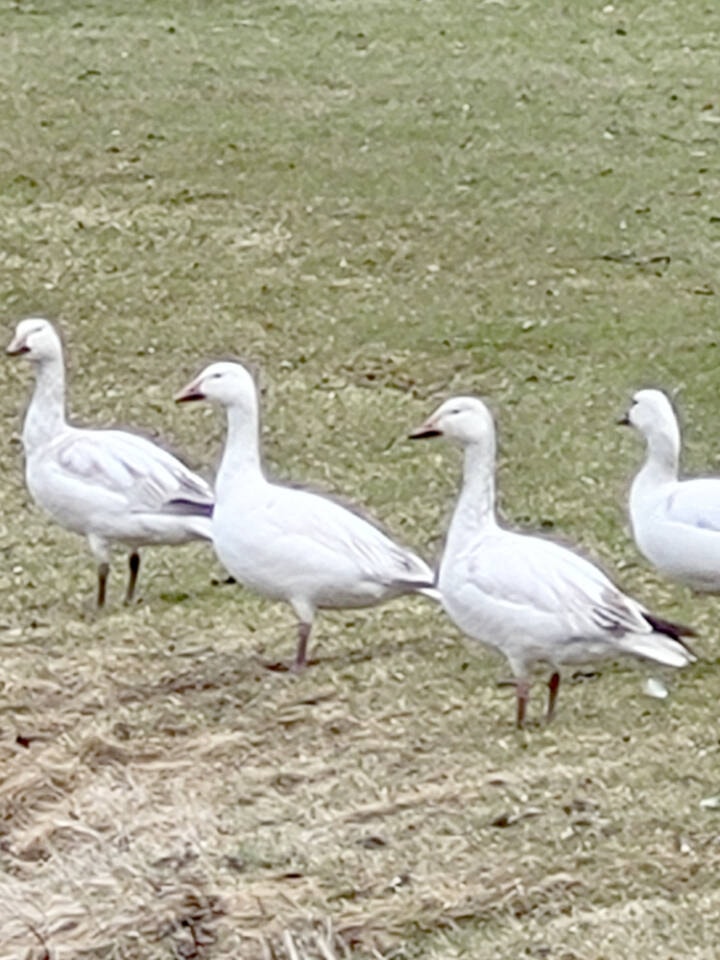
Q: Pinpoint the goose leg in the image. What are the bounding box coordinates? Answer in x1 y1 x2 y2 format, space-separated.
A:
88 535 112 610
124 551 141 605
97 562 110 609
292 622 312 673
515 678 530 729
546 671 561 724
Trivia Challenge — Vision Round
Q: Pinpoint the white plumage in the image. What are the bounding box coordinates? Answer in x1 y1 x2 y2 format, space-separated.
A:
176 360 436 670
410 395 696 727
7 318 214 607
624 388 720 591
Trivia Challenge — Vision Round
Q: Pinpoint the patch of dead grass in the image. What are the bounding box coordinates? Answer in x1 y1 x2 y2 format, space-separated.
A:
0 599 718 958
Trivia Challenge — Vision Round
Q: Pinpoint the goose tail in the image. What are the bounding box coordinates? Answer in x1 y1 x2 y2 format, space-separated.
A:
161 498 214 541
418 585 441 603
625 613 699 667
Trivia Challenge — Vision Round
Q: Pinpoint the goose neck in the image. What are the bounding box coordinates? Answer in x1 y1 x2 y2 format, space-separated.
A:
448 440 498 541
640 425 680 486
23 355 67 451
216 401 264 495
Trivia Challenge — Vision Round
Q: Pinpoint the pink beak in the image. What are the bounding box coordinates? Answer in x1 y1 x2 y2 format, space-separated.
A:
408 417 443 439
175 377 206 403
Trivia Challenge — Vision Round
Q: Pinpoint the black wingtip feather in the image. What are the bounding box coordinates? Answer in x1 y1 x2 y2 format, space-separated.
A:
163 498 214 518
643 612 699 658
643 612 697 639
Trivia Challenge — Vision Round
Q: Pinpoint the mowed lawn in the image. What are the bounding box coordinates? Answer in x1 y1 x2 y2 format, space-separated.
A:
1 1 719 957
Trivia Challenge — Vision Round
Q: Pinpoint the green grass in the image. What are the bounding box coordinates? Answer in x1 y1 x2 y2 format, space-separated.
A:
1 1 720 957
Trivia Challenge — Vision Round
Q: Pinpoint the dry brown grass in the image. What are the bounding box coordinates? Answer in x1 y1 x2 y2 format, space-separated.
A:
1 586 718 958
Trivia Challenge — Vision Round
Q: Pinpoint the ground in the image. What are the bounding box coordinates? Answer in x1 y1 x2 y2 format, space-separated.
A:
1 1 719 957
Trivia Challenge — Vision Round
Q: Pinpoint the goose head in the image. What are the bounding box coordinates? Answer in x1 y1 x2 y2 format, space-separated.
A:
622 389 680 446
175 361 258 411
7 318 63 362
409 396 495 447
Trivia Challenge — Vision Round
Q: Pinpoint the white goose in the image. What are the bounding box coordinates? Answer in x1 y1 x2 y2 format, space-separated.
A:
410 396 696 727
623 388 720 591
7 318 214 607
175 361 436 670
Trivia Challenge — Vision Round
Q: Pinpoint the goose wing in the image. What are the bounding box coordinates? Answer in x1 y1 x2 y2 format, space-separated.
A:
47 428 213 513
662 478 720 533
460 531 652 636
264 486 434 588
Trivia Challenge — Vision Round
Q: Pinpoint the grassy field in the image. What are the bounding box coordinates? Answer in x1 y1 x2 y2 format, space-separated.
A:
1 0 720 957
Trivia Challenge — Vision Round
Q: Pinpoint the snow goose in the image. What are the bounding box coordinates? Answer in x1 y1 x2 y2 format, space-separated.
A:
7 318 214 607
622 388 720 591
175 360 436 670
410 395 696 727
